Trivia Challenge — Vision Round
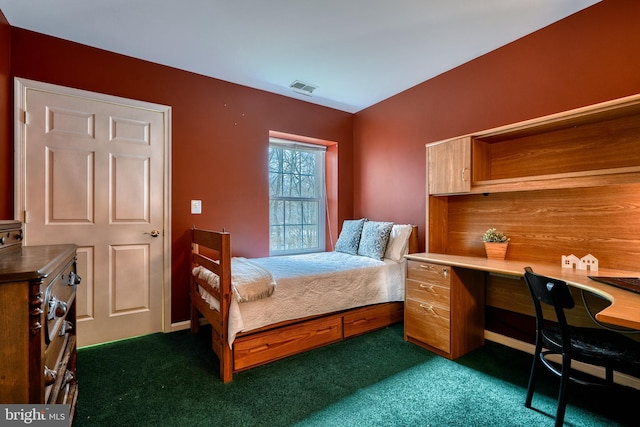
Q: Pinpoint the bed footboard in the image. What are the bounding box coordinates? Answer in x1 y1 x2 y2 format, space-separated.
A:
190 227 234 382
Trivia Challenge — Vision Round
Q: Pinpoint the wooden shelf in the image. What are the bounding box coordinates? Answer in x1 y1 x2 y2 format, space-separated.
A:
427 93 640 197
469 167 640 194
424 93 640 273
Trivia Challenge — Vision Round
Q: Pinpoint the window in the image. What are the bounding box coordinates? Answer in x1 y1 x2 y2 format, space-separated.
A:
269 139 326 255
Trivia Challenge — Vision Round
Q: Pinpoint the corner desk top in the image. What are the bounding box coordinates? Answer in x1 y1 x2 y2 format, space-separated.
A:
405 252 640 331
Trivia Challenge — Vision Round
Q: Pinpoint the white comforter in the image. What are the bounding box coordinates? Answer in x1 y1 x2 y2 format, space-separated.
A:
195 251 406 347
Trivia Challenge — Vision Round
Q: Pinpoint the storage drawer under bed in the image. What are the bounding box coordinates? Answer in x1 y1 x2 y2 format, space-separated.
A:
233 315 343 371
343 302 404 338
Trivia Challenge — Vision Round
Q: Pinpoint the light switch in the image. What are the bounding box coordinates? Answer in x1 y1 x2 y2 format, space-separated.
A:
191 200 202 214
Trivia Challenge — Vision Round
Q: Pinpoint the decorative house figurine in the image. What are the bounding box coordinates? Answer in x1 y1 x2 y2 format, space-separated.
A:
579 254 598 272
561 254 598 271
562 254 580 269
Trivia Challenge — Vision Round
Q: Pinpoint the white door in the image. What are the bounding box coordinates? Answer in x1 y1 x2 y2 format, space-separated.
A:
14 78 171 347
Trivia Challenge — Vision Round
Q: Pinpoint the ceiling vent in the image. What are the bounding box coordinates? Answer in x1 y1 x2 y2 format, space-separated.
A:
290 80 318 96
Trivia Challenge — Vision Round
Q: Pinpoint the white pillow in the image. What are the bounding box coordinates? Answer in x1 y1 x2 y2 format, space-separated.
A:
384 224 413 262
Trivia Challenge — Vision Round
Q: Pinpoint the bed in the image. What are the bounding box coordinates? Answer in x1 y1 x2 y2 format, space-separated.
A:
190 220 419 382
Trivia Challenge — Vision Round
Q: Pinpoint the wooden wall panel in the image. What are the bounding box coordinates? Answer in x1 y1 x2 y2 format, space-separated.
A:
446 183 640 272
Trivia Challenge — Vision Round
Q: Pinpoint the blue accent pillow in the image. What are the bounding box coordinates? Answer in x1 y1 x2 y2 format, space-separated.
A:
335 219 366 255
358 221 393 260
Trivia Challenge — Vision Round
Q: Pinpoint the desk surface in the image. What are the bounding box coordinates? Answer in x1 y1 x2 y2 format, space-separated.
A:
406 253 640 330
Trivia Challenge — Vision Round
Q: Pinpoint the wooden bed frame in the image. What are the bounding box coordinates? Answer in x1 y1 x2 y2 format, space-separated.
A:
190 225 419 382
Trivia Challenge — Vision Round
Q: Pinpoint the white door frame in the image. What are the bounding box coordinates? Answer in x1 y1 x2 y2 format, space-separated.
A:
13 77 173 337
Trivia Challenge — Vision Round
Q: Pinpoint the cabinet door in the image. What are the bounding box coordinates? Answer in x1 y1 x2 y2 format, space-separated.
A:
427 137 471 194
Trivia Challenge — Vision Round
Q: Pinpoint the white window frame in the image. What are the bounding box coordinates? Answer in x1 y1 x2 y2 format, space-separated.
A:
269 138 326 255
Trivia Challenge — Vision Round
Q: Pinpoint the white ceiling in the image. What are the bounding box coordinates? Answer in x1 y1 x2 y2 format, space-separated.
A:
0 0 599 113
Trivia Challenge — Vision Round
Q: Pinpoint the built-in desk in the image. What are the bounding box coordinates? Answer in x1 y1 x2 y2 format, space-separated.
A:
404 253 640 360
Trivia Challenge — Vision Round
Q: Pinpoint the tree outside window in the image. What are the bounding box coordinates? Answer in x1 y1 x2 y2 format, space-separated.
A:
269 140 325 255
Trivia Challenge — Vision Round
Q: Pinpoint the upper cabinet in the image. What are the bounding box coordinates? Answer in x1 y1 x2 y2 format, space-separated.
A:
427 137 471 195
426 94 640 196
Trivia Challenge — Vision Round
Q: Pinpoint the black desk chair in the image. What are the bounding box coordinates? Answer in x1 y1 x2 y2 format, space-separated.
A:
523 267 640 426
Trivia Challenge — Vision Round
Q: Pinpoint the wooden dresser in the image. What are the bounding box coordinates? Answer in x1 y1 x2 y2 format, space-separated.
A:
0 221 80 419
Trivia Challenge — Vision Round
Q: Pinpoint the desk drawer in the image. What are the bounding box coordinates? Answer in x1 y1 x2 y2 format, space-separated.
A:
406 278 450 308
407 261 451 287
405 297 450 353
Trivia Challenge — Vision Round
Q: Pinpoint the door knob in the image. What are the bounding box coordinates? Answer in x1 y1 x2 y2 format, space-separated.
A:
145 229 161 237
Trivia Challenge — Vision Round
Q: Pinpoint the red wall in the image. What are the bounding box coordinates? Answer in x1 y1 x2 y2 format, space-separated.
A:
353 0 640 249
0 11 11 219
3 28 353 323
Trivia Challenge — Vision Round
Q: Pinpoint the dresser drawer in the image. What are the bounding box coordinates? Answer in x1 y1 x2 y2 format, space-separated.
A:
406 278 450 308
405 297 450 353
45 334 76 404
407 260 451 287
44 258 78 344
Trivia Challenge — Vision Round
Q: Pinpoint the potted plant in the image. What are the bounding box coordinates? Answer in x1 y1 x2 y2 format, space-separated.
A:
482 228 509 260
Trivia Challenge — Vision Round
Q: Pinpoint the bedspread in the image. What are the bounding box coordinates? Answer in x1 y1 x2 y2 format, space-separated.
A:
194 251 406 347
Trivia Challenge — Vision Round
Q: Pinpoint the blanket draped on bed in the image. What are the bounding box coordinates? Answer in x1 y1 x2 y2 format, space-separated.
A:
192 257 276 303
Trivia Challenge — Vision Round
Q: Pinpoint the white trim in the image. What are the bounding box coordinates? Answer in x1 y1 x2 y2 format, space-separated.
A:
269 137 327 151
170 320 191 332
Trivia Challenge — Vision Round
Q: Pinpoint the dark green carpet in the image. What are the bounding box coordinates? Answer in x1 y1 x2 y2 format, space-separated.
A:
75 324 639 426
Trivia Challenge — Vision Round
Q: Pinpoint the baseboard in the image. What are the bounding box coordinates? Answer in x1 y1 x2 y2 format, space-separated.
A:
170 318 209 332
170 320 191 332
484 330 640 390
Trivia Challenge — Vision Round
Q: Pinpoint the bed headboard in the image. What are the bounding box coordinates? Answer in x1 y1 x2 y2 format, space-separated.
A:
408 225 419 254
192 224 419 258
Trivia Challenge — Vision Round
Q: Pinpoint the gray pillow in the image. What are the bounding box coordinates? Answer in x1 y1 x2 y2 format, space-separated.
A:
358 221 393 260
335 219 366 255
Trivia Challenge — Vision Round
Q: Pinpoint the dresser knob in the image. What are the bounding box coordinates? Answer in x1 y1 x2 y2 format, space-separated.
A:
66 271 82 286
63 370 75 385
59 320 73 335
44 366 57 386
55 300 68 318
47 297 58 320
48 297 67 319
